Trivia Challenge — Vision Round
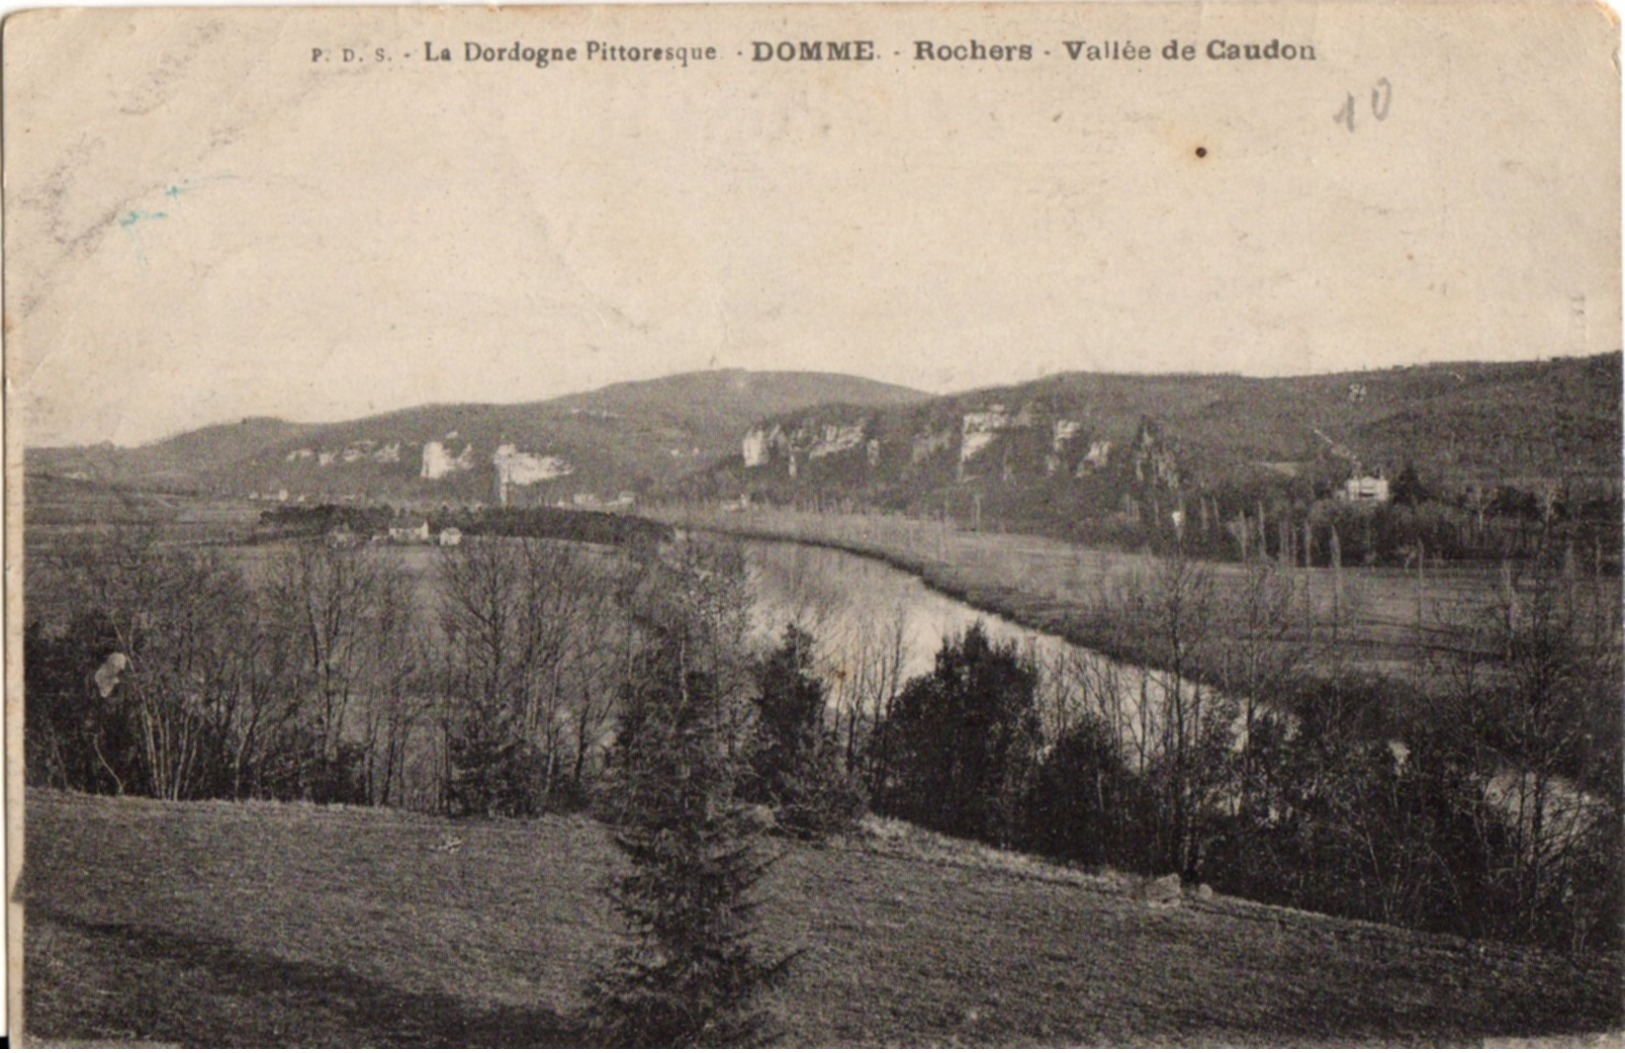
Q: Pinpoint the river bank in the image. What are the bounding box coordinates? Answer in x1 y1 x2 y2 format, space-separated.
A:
661 505 1449 726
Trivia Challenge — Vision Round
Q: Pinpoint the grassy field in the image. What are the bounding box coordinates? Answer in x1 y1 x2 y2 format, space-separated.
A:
659 506 1588 678
22 790 1621 1046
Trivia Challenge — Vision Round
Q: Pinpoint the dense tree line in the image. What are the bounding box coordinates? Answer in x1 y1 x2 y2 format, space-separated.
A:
26 530 860 830
27 531 640 812
868 545 1621 956
256 501 672 549
447 507 671 549
258 503 394 537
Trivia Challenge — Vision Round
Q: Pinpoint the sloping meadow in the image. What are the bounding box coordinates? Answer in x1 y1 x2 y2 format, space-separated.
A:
22 790 1622 1046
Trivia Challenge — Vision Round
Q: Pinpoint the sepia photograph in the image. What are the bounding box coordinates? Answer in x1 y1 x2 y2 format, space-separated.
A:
4 1 1621 1044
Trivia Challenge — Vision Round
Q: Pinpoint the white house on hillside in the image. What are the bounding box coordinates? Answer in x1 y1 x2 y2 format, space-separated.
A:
1343 473 1391 504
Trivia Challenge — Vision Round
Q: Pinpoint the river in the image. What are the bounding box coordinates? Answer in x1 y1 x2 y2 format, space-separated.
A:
744 538 1082 681
741 537 1605 844
740 537 1203 755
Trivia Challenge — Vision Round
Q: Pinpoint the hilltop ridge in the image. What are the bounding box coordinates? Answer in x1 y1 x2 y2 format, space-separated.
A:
25 369 926 505
693 353 1621 543
25 355 1620 534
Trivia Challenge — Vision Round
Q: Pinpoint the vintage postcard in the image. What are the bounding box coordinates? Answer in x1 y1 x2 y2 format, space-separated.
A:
5 1 1620 1045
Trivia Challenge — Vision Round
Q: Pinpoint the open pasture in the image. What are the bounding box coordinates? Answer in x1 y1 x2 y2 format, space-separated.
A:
22 790 1622 1046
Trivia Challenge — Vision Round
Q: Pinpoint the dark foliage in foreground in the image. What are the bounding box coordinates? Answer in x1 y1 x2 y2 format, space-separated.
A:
584 551 794 1047
743 625 866 840
868 547 1622 957
874 624 1044 848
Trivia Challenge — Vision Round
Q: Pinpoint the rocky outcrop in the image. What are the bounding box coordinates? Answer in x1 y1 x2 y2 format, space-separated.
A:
286 440 406 468
741 416 873 477
1079 440 1112 474
911 427 954 465
340 440 400 464
742 424 782 468
1135 873 1184 908
1047 419 1084 476
493 444 573 485
808 422 866 460
1131 419 1180 490
729 393 1190 511
421 440 476 480
959 406 1012 466
741 399 1137 488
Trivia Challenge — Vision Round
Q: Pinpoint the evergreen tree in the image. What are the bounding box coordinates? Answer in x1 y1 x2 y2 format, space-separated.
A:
585 621 792 1046
444 700 541 817
1022 714 1142 867
874 622 1042 846
1392 460 1428 506
747 624 864 840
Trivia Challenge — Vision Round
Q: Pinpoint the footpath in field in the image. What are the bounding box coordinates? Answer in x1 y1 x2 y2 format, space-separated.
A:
21 790 1622 1046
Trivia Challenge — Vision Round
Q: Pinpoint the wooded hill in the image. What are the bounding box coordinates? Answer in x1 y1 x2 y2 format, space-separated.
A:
25 370 926 505
696 353 1622 549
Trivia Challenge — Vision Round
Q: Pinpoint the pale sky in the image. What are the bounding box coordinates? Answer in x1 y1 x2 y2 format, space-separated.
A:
5 2 1619 447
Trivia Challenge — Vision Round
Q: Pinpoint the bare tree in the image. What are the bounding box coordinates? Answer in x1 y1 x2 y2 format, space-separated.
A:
355 621 433 807
1440 547 1623 948
45 529 259 800
1218 559 1313 817
1108 548 1234 877
561 558 638 795
260 540 417 802
436 536 634 813
822 601 908 779
435 537 543 814
656 536 758 759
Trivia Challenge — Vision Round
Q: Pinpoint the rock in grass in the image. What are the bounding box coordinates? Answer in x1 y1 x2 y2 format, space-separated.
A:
743 803 778 832
1136 873 1183 907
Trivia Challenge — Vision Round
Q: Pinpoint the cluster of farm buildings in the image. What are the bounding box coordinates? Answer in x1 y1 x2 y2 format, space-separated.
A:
323 519 462 548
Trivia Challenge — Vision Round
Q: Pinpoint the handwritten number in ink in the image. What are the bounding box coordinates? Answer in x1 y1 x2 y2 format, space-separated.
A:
1334 92 1357 132
1336 79 1392 132
1371 78 1392 121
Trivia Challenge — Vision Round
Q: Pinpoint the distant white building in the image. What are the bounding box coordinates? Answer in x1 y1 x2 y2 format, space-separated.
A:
388 517 431 543
1343 473 1390 504
437 527 463 547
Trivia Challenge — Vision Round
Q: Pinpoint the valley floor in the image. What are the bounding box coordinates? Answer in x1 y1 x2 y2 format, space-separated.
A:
19 790 1622 1046
658 506 1592 679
